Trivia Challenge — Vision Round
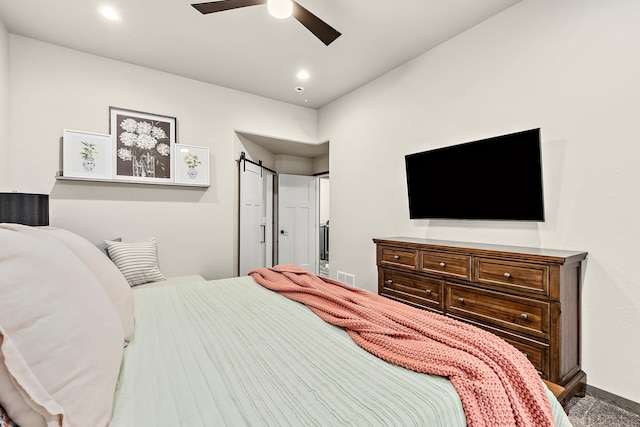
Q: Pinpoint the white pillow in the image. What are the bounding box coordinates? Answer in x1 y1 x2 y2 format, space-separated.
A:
0 225 124 427
8 226 135 343
106 238 166 286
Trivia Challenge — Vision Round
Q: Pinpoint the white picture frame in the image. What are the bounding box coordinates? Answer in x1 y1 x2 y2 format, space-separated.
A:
62 129 112 179
174 144 210 186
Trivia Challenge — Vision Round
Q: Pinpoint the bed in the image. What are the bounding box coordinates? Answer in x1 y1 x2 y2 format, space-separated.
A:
0 224 573 427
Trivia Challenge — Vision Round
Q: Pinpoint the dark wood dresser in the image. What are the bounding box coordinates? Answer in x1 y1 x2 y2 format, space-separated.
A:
373 237 588 405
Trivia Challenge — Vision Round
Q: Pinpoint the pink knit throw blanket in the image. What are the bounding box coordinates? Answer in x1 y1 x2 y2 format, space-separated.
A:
249 265 554 427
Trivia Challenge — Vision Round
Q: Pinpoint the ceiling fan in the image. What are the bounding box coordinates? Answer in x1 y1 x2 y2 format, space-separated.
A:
191 0 341 46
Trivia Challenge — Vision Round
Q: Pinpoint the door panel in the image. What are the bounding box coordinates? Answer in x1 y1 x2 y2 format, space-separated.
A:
239 161 266 276
278 174 317 273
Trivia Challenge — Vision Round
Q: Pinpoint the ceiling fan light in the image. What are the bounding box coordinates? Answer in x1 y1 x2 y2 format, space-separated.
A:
267 0 293 19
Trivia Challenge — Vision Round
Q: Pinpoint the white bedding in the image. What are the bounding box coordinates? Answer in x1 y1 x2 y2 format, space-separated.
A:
132 274 206 290
111 276 572 427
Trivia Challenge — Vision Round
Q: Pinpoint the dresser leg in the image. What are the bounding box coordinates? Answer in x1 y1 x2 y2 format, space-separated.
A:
557 371 587 407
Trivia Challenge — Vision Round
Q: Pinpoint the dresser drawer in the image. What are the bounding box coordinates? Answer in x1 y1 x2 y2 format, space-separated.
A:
379 270 443 312
420 251 471 280
505 339 549 379
446 284 550 340
461 320 550 378
379 246 417 270
474 258 549 296
498 333 549 378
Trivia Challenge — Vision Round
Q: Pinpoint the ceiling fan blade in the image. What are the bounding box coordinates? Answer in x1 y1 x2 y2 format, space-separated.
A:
292 2 341 46
192 0 267 14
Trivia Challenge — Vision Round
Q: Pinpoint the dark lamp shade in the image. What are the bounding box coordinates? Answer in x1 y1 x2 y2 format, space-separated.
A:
0 193 50 226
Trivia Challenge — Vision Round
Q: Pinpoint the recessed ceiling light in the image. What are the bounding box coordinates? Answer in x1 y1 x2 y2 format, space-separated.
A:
297 70 310 80
99 6 121 21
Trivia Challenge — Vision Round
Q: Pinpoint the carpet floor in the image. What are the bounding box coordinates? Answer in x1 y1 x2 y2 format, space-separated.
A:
566 395 640 427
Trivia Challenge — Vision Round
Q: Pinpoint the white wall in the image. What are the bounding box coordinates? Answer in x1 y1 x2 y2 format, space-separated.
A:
236 133 277 171
0 18 9 190
274 154 314 175
312 153 329 175
8 35 317 280
319 176 329 225
234 134 327 175
318 0 640 403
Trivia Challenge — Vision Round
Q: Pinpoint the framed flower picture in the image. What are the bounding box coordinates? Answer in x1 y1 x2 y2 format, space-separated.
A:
174 144 210 186
109 107 176 183
62 130 112 179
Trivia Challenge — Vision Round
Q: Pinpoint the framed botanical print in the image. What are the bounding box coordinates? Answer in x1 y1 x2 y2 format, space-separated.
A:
62 130 112 179
109 106 176 183
174 144 210 186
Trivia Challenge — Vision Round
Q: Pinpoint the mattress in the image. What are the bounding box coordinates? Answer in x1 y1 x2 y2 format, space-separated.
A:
111 276 572 426
131 274 206 290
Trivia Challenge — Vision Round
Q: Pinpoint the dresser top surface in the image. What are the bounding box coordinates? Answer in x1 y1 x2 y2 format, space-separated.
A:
373 237 587 262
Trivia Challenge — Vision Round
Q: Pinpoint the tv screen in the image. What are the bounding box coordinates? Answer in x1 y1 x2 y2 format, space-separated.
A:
405 128 545 221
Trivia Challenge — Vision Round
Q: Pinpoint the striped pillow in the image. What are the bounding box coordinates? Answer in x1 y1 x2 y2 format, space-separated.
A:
106 239 166 286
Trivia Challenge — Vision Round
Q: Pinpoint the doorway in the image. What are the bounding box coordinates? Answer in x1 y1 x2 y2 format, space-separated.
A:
277 174 317 273
236 131 329 276
318 175 329 277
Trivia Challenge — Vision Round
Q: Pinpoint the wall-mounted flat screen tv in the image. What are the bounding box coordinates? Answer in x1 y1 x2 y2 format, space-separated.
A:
405 128 545 221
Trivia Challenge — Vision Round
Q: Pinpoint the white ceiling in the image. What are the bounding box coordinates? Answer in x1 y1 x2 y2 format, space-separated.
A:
0 0 520 110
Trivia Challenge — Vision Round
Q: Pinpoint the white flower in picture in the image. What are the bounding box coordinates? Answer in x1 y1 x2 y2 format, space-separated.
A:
151 127 167 140
156 143 170 156
117 148 133 161
136 121 152 135
120 118 138 133
119 132 137 147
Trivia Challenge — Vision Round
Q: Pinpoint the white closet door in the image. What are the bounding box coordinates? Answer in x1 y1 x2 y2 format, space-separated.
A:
277 174 317 273
239 161 265 276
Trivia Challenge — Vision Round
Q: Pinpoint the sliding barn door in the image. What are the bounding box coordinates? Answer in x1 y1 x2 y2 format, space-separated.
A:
239 160 274 276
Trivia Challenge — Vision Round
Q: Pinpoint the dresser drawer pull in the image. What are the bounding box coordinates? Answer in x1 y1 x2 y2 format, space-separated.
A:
385 279 393 284
457 297 465 303
439 262 446 267
520 313 529 321
523 353 529 359
394 255 400 260
503 272 512 278
425 289 432 295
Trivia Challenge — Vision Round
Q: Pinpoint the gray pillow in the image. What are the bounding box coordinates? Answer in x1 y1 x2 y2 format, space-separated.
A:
96 238 121 259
